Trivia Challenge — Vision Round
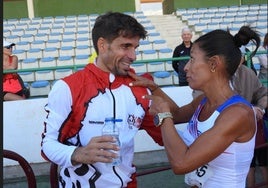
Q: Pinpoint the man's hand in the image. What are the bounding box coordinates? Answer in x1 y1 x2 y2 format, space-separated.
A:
71 135 119 165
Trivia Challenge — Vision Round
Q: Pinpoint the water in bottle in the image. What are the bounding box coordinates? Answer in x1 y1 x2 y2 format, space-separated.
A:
102 117 122 166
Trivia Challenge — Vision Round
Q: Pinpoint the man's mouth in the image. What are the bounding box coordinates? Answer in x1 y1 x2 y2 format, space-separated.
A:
122 62 131 69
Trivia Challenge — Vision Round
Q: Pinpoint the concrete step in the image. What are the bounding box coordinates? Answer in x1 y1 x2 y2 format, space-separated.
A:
147 14 200 50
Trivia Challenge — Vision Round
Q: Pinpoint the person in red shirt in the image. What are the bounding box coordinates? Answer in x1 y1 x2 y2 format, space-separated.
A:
3 41 29 101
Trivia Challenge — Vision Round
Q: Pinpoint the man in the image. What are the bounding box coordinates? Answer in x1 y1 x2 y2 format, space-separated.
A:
41 12 163 188
3 40 30 101
172 27 193 86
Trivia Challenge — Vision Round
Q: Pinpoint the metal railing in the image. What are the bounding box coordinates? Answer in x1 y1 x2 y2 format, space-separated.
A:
4 51 267 86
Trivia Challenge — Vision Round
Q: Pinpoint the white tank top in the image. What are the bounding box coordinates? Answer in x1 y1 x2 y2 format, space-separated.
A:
181 95 256 188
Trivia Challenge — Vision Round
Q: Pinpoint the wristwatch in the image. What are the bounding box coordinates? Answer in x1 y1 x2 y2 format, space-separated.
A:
153 112 173 127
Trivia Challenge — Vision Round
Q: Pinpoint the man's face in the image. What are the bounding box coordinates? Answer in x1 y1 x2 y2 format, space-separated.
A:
98 35 140 76
181 31 192 43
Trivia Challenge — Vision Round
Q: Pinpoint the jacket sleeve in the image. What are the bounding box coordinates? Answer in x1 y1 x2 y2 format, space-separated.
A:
252 79 268 110
140 110 164 146
139 73 164 146
242 66 268 110
41 80 77 168
172 47 179 73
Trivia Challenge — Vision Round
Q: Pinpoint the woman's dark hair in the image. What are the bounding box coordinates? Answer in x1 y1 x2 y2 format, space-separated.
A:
194 26 260 78
92 12 147 54
234 25 260 58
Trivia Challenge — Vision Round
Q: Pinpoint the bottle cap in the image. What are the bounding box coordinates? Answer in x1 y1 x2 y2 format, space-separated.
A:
114 119 123 122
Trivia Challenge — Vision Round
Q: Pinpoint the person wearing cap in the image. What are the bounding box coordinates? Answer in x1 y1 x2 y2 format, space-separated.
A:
172 27 193 86
3 41 30 101
3 41 17 70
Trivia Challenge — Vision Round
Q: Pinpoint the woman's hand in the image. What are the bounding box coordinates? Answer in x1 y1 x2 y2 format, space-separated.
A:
143 94 171 116
128 71 159 92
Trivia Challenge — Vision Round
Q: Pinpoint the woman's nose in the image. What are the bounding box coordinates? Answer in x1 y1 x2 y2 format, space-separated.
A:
184 60 191 72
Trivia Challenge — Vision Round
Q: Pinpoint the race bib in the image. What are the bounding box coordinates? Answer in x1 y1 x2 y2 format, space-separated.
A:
185 164 213 188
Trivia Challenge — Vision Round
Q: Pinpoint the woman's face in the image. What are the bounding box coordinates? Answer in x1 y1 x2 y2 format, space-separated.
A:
184 44 212 90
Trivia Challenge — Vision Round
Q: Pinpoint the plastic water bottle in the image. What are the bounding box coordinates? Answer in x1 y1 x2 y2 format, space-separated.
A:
102 117 122 166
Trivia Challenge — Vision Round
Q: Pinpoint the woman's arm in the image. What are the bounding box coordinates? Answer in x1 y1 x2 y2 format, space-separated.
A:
128 71 201 123
145 95 256 174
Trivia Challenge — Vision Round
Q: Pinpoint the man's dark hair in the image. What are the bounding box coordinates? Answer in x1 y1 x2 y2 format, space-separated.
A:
92 12 147 54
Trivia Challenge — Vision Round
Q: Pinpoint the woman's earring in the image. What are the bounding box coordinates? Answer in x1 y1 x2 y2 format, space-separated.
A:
211 69 215 73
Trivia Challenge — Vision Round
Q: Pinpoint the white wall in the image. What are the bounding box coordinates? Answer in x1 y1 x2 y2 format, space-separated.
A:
4 98 48 166
3 86 193 166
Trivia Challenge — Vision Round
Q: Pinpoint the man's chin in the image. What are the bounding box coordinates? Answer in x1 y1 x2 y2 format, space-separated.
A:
118 69 129 77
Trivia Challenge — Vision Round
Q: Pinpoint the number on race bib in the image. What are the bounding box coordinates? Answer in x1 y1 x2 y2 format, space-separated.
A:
196 165 208 177
185 164 213 188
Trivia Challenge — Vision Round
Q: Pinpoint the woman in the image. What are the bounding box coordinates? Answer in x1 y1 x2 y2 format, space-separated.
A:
129 26 258 187
3 41 30 101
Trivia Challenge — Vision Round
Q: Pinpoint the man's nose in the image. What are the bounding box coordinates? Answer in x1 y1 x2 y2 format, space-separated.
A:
128 49 137 61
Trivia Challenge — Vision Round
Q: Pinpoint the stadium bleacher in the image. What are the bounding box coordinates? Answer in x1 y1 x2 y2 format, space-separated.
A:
3 5 267 97
176 4 267 77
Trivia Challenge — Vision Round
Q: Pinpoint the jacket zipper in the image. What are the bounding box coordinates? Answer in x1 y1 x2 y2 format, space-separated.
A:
109 82 123 187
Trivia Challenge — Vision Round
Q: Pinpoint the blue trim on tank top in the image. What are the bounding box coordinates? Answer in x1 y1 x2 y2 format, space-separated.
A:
200 95 252 113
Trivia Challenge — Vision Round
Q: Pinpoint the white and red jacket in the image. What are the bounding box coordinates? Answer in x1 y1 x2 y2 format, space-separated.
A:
41 63 163 188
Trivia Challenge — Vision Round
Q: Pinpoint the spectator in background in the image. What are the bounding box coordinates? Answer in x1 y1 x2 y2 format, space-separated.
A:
172 27 193 86
246 32 268 188
41 12 164 188
3 41 30 101
240 45 258 75
257 33 268 81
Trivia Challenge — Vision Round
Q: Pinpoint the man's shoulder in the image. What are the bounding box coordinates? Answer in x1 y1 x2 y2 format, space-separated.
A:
174 43 184 49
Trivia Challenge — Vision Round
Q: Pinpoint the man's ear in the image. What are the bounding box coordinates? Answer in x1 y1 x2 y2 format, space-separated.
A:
97 37 106 53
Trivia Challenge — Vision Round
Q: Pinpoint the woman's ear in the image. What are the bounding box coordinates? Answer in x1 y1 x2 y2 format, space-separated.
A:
209 56 220 72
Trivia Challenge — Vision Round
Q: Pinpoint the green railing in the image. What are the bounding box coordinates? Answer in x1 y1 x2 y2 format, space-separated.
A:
3 57 188 74
3 52 267 85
